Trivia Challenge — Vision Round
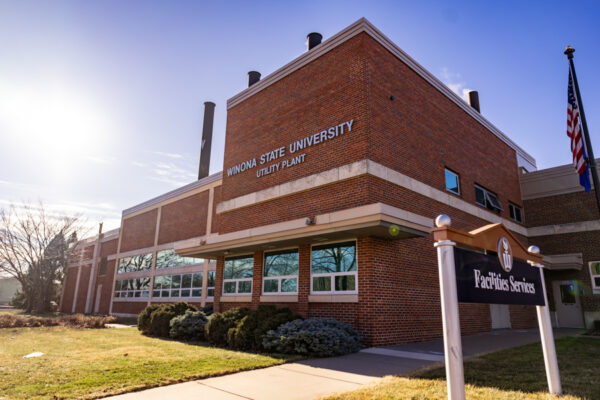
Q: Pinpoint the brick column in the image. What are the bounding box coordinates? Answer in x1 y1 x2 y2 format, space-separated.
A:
214 256 224 313
251 250 263 309
357 237 374 346
297 244 311 318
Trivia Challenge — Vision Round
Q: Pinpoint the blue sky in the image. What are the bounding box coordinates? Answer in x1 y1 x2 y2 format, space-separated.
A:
1 0 599 230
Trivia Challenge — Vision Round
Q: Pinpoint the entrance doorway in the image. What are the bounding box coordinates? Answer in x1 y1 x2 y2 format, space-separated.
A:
552 280 584 328
490 304 511 329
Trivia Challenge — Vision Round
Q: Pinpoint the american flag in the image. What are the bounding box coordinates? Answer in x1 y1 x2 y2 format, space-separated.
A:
567 69 592 192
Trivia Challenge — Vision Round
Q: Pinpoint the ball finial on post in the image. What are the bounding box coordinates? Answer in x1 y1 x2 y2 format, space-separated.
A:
564 46 575 59
435 214 451 228
528 245 540 255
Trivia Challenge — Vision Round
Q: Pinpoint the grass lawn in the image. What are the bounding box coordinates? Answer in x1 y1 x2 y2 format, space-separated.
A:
0 326 296 400
323 336 599 400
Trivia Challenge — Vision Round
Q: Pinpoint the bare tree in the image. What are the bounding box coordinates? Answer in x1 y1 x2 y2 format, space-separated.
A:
0 203 83 313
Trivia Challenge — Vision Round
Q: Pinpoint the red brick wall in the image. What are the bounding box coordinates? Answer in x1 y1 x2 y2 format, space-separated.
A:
94 260 115 315
222 33 369 203
120 209 158 253
101 239 118 257
524 190 600 227
509 305 537 329
365 34 522 218
211 186 221 234
60 267 79 313
158 191 209 244
74 265 91 313
112 301 148 314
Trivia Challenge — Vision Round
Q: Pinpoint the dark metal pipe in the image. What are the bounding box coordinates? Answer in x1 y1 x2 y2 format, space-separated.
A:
198 101 215 180
307 32 322 51
468 90 480 113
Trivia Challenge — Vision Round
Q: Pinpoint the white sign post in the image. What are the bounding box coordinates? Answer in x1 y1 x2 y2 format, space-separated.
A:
434 215 465 400
433 215 562 400
529 246 562 395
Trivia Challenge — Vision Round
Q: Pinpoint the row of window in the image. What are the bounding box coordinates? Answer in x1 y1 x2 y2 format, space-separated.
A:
114 271 216 299
117 249 202 274
444 168 523 223
223 241 357 296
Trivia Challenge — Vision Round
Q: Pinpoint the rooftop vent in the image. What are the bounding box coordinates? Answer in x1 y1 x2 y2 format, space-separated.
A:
307 32 322 51
467 90 480 113
248 71 261 87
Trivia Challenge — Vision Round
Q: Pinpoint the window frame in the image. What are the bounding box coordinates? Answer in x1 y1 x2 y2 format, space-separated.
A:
222 254 254 296
113 277 151 299
444 168 461 196
508 202 523 223
207 270 216 298
589 261 600 291
117 252 153 274
151 272 203 299
262 247 299 296
474 184 503 212
310 240 358 295
155 248 203 270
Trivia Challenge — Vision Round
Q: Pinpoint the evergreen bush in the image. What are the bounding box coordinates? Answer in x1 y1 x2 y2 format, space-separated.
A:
138 302 197 337
169 310 208 340
228 305 300 351
205 307 250 346
262 318 361 356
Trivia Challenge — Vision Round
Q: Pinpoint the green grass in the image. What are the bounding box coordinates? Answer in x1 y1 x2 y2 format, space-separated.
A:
324 336 599 400
0 326 296 400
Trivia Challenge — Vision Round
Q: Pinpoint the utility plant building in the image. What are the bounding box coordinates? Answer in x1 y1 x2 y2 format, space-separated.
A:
60 19 600 346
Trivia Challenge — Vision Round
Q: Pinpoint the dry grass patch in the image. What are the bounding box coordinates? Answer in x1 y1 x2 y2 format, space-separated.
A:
0 311 117 328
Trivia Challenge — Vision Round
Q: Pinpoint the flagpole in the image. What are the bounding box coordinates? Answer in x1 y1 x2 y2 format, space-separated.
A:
565 46 600 215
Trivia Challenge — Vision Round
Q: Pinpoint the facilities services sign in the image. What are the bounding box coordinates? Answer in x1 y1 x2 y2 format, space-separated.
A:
454 239 544 305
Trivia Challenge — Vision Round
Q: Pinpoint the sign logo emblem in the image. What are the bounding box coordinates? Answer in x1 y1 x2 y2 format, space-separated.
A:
497 237 513 272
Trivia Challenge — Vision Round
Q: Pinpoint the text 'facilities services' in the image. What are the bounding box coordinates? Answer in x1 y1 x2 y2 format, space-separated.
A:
227 119 354 178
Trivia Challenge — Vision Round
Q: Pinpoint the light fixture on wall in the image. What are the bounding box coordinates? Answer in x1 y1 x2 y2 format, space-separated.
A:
305 217 315 225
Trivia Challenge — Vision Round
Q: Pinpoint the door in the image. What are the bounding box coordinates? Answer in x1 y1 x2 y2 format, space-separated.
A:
552 280 584 328
490 304 511 329
94 284 102 314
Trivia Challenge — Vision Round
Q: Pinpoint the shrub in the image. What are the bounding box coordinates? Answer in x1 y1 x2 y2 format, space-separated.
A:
139 302 197 337
0 312 117 329
205 307 250 346
201 304 214 316
137 304 161 333
228 305 300 351
169 310 208 341
262 318 361 357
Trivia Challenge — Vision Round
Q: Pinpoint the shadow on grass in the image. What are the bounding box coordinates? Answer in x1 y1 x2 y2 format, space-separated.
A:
412 336 600 400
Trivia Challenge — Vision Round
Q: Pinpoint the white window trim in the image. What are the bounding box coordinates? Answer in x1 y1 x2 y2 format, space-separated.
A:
223 254 254 296
222 278 253 296
263 274 298 295
310 240 358 295
263 248 299 295
589 261 600 291
444 168 460 195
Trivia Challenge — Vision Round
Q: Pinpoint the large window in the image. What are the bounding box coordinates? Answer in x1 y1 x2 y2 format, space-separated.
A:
114 278 150 298
156 249 201 269
445 168 460 195
589 262 600 290
263 249 298 295
207 271 216 297
311 241 357 294
117 253 153 274
153 273 203 298
474 184 503 213
223 255 253 295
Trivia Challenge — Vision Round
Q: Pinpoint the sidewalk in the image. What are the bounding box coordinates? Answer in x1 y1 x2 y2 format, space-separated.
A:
106 328 581 400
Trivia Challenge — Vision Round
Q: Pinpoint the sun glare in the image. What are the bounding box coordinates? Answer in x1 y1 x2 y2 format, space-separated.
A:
0 81 112 176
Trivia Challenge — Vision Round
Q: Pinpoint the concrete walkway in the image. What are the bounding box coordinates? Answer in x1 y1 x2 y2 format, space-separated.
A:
106 328 581 400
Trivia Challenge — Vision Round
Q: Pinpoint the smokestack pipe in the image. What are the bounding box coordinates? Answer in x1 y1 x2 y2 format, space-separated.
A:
198 101 215 180
307 32 322 51
248 71 261 87
468 90 480 113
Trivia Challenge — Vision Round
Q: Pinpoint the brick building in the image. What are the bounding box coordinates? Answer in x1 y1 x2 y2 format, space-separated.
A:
59 19 599 346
